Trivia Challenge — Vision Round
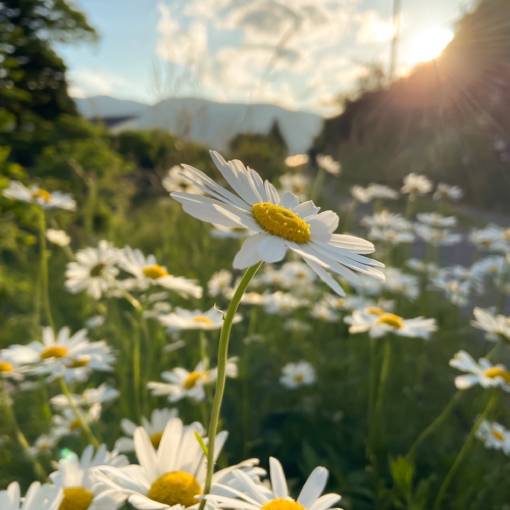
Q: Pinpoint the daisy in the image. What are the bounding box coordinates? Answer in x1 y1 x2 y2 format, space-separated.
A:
470 256 508 280
279 173 311 201
476 420 510 454
284 319 312 334
206 457 342 510
416 213 456 228
170 151 384 296
433 183 463 201
2 181 76 210
6 326 114 382
163 165 202 194
401 173 432 197
119 247 202 298
383 268 419 300
208 270 233 298
469 225 510 252
27 434 58 458
65 241 120 299
317 154 341 176
51 384 119 418
263 291 306 315
92 417 261 509
211 224 250 239
0 350 24 381
345 307 436 339
285 154 309 168
351 184 398 203
449 350 510 392
362 210 412 232
276 261 317 290
415 225 461 246
158 307 241 331
310 302 338 322
51 407 100 440
46 229 71 247
115 408 179 453
472 308 510 342
148 359 238 402
49 444 128 510
280 362 316 388
0 481 62 510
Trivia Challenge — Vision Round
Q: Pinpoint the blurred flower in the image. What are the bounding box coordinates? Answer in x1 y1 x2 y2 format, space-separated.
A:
450 350 510 392
469 225 510 253
65 241 120 299
311 301 338 322
284 318 312 333
46 229 71 247
263 291 306 314
207 457 341 510
208 270 233 297
148 359 238 402
27 434 58 458
0 481 62 510
119 246 202 298
346 307 436 339
115 408 179 453
52 408 100 440
351 184 398 203
162 165 202 194
50 444 127 510
317 154 341 175
285 153 309 168
401 173 432 198
417 213 456 228
158 307 241 331
415 224 461 246
472 308 510 343
2 181 76 211
85 315 105 329
476 420 510 455
51 384 119 419
433 183 463 201
280 361 316 388
211 223 250 239
279 173 310 200
171 151 384 296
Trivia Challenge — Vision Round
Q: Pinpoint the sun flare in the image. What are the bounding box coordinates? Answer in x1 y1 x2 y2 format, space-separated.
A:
404 25 454 65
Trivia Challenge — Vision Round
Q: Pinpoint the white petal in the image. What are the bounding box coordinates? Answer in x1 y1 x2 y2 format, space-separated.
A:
233 235 264 269
257 236 287 263
269 457 288 499
297 467 328 507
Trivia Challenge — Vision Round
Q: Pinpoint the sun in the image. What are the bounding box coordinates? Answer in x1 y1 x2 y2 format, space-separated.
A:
404 25 454 66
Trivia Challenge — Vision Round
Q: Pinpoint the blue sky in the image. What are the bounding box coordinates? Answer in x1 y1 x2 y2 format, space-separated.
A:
60 0 472 113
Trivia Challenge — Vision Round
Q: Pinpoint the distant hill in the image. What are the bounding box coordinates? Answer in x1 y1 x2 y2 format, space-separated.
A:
75 96 323 154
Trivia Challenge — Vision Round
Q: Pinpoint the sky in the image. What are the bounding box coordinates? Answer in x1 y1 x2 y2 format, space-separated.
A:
60 0 473 113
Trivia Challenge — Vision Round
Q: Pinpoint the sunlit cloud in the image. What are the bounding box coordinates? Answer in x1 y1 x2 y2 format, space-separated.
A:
68 69 130 98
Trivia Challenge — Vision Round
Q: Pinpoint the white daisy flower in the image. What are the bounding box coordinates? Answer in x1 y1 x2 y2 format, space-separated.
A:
0 350 24 381
162 165 202 194
51 384 119 419
384 268 420 300
2 181 76 210
416 213 456 228
280 362 316 388
279 173 311 201
368 228 415 245
92 417 260 509
119 246 202 298
407 259 439 275
49 444 128 510
345 307 437 339
472 308 510 343
0 481 62 510
276 261 317 290
401 173 432 197
433 183 463 201
158 307 241 331
470 256 508 280
148 359 238 402
51 407 100 440
85 315 105 329
207 457 342 510
415 225 461 246
285 154 309 168
27 434 58 458
65 241 120 299
317 154 341 176
476 420 510 454
115 408 179 453
449 350 510 391
310 302 338 322
211 224 251 239
365 184 399 201
469 225 510 253
263 291 306 315
362 210 412 232
46 229 71 247
284 319 312 333
5 326 114 382
171 151 384 296
208 270 233 298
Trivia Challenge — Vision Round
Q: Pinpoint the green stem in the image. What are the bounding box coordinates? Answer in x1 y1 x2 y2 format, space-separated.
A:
432 392 498 510
367 338 379 459
38 210 55 331
198 262 262 510
311 167 325 202
1 382 46 480
58 377 100 448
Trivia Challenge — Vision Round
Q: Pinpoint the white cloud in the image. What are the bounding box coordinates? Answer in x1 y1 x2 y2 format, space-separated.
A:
356 10 395 44
68 69 129 97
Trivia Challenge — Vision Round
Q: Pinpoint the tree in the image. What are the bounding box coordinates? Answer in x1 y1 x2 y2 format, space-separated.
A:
0 0 96 164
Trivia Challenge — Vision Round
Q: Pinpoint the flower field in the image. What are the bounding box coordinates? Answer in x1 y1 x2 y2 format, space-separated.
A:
1 148 510 510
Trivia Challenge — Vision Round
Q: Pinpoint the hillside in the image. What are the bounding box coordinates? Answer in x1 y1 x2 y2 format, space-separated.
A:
76 96 323 154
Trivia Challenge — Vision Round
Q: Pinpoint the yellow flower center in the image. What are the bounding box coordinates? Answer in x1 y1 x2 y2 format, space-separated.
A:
377 313 404 329
491 429 505 442
293 373 305 383
503 229 510 241
0 360 13 373
192 315 214 327
262 499 306 510
252 202 311 244
367 307 384 316
90 263 106 277
59 486 94 510
68 357 90 368
147 471 201 507
483 366 510 384
40 345 69 360
69 419 82 431
150 431 163 448
143 264 169 279
32 188 52 203
183 371 207 390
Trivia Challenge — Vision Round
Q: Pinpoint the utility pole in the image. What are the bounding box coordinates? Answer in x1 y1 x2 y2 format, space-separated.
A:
388 0 402 81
